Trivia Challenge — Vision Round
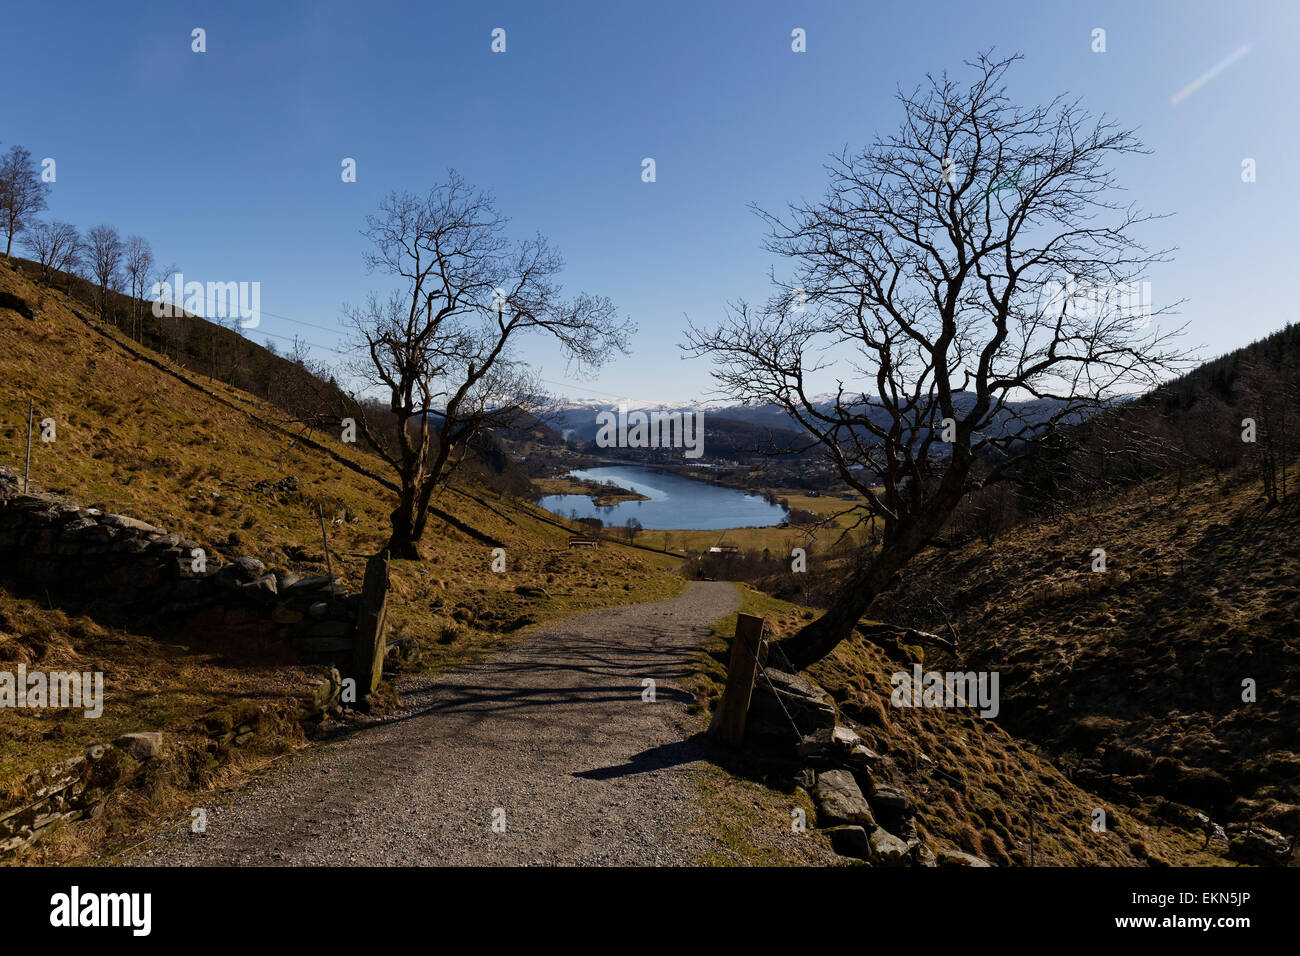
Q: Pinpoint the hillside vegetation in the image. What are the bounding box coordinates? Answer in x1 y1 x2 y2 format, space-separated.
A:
888 467 1299 852
730 438 1299 863
0 262 684 860
684 319 1300 866
5 254 1295 867
689 589 1222 866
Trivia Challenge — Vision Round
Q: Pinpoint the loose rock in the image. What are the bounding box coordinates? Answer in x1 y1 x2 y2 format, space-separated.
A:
812 769 877 827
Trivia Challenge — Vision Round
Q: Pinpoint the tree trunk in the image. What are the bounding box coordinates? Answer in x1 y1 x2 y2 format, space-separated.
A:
386 490 421 560
772 534 921 671
385 508 421 560
774 456 973 671
386 469 438 560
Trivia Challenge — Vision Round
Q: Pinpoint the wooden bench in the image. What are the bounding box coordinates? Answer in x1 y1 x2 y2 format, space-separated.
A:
568 536 600 549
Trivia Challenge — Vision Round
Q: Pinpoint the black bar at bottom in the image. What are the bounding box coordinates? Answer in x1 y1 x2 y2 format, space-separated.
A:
0 864 1283 943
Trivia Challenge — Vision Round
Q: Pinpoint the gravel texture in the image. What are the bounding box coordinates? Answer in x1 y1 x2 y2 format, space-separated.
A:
133 581 756 866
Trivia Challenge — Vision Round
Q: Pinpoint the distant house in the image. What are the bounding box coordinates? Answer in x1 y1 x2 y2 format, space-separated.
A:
708 545 741 555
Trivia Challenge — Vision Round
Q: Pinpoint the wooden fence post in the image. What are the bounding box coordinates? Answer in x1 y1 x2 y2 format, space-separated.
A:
353 549 391 698
318 503 335 597
709 613 766 748
23 399 33 494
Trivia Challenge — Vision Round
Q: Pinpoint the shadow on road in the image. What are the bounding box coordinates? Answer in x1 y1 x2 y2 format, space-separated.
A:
572 735 712 780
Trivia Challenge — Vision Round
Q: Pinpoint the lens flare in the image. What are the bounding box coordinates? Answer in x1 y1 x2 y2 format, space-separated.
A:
1170 44 1251 105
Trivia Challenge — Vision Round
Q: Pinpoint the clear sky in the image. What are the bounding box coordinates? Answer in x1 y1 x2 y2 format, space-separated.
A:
5 0 1298 405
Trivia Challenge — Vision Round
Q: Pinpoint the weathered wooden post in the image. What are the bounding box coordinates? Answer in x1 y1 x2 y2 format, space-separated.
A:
317 503 335 597
709 613 766 748
23 399 33 494
353 549 391 698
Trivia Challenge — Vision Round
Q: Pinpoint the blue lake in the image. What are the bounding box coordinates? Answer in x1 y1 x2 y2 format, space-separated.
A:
538 465 788 531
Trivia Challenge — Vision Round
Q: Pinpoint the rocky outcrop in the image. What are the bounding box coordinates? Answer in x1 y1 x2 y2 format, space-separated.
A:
869 782 916 818
113 732 163 761
825 824 871 860
1227 824 1293 865
867 826 911 866
937 848 992 867
797 725 862 761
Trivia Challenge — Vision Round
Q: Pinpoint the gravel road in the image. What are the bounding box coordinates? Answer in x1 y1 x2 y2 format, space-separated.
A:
133 581 755 866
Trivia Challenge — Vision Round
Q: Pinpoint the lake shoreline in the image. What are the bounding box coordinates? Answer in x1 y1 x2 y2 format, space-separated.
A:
535 464 789 532
531 474 650 507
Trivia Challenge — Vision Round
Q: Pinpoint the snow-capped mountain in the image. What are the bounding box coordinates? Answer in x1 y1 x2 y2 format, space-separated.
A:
536 392 1075 447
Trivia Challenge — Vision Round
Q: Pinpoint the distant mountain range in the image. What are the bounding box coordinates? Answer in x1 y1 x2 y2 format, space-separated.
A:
537 393 1079 453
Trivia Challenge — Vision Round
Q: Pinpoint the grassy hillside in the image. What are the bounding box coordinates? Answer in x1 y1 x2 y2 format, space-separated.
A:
837 464 1300 864
898 470 1299 794
8 253 1291 867
0 262 685 860
687 588 1221 866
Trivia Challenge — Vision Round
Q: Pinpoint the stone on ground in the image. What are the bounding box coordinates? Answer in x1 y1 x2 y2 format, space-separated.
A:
812 769 876 827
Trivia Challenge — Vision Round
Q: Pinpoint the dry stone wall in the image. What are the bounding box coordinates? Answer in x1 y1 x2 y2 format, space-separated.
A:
0 464 362 670
0 733 161 857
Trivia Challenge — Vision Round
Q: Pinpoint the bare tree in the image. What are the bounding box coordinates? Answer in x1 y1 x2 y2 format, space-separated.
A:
148 260 176 316
123 235 154 341
150 261 184 360
1182 393 1242 478
218 314 248 386
347 172 632 558
1238 356 1298 505
22 220 82 285
685 53 1189 669
268 345 350 436
286 334 312 367
163 313 191 367
0 144 50 259
86 224 124 323
150 260 177 308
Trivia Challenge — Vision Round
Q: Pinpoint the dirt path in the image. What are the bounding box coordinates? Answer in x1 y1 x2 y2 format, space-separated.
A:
131 581 810 866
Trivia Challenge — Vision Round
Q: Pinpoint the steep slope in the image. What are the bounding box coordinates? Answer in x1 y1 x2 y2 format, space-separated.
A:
872 467 1300 863
0 263 684 860
690 590 1222 866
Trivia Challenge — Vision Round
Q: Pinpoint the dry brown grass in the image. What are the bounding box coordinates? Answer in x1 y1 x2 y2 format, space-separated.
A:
688 587 1223 866
0 264 686 862
883 466 1300 834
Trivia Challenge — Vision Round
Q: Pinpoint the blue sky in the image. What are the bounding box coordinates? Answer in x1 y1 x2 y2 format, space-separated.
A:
5 0 1298 404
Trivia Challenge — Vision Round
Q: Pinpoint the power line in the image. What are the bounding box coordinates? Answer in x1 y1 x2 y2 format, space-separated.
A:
258 308 346 335
253 327 348 356
176 301 347 356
